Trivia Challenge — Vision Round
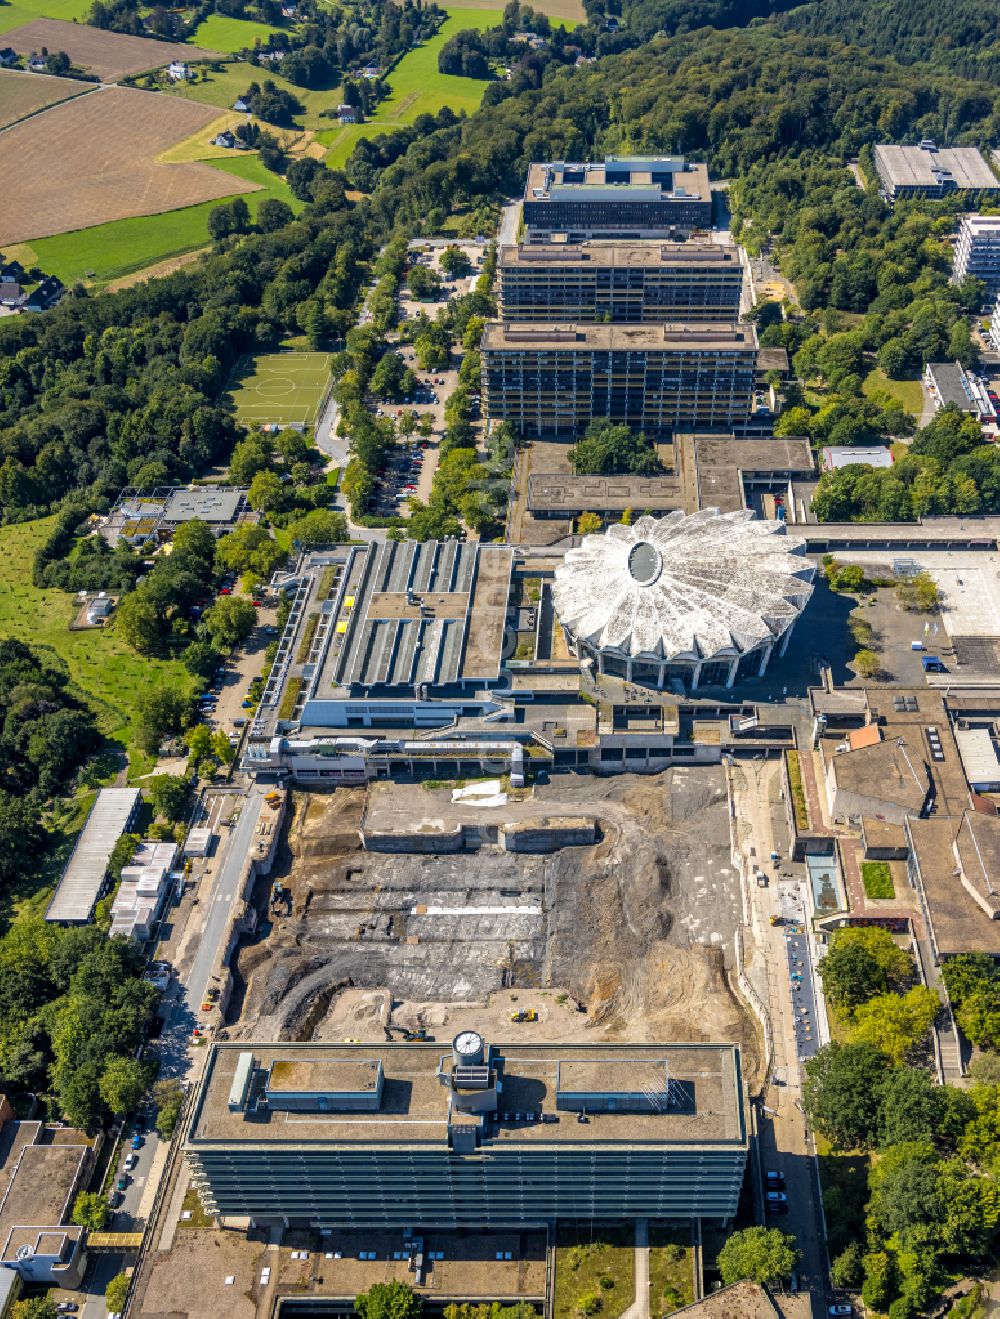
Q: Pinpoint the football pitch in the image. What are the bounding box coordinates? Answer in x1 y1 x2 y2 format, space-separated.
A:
227 351 332 428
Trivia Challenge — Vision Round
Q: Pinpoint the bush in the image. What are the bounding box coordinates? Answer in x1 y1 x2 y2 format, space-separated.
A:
598 1275 615 1290
575 1292 602 1316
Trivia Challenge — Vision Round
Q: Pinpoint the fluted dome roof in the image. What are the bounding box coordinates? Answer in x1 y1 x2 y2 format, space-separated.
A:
552 510 814 662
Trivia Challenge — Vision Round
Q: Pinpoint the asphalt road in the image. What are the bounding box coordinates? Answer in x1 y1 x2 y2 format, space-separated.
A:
781 887 820 1061
498 199 521 246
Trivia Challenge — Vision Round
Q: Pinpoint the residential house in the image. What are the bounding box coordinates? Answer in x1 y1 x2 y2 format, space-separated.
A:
24 276 64 312
27 54 46 72
361 64 380 78
336 103 357 124
0 285 25 310
167 59 191 80
0 259 25 284
213 130 238 149
233 96 250 112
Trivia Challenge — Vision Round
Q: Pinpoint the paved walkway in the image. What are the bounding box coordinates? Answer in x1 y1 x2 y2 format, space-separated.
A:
619 1220 649 1319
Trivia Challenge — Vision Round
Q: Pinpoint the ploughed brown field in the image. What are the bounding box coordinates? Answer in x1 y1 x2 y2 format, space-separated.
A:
0 86 258 244
0 68 94 129
3 18 217 83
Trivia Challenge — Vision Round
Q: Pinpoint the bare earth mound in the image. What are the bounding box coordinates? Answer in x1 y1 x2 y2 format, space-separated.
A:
3 18 217 83
0 68 94 129
0 87 258 244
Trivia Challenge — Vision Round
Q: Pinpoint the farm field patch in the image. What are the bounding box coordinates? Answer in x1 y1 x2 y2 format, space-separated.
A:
189 12 287 52
0 86 255 245
227 350 333 428
0 0 92 33
2 16 217 80
0 67 94 126
446 0 584 16
323 9 500 169
17 153 302 284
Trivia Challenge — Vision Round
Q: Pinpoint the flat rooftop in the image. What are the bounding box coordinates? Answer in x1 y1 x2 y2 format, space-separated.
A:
829 738 928 811
46 787 140 923
527 473 684 513
525 157 710 204
267 1059 380 1095
482 323 756 352
926 362 976 410
189 1042 745 1148
162 486 244 524
875 144 1000 191
675 435 814 513
955 811 1000 917
310 541 514 697
499 241 740 270
0 1141 88 1238
909 817 1000 957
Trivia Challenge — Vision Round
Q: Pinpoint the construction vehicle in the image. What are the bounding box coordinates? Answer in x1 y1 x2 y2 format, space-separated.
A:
769 915 783 926
402 1028 430 1042
511 1009 538 1023
264 791 282 810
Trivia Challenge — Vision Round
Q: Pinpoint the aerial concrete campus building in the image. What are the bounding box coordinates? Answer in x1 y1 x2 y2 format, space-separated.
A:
99 484 249 547
242 491 817 785
523 158 713 242
873 142 1000 202
480 321 758 438
552 512 814 690
953 214 1000 296
497 241 744 323
185 1036 748 1228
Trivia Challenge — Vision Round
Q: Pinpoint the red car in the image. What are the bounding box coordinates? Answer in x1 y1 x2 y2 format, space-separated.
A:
219 587 232 596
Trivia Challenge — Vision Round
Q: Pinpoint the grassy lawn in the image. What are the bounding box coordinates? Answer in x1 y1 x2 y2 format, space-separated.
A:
163 58 343 130
862 367 924 417
18 154 302 285
816 1139 871 1260
227 349 332 428
324 9 502 169
554 1222 635 1319
648 1223 694 1317
861 859 896 899
0 517 191 768
189 12 288 52
0 0 92 32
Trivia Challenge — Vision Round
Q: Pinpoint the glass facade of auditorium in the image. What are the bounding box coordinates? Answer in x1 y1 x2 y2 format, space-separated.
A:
188 1140 747 1227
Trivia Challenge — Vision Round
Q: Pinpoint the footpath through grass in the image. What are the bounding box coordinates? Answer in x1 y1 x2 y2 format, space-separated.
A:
322 9 502 169
0 517 190 766
20 154 303 285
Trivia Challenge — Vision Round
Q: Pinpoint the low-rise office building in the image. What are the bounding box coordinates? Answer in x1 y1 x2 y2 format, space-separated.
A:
46 787 142 925
497 241 743 323
953 214 1000 295
874 142 1000 202
523 157 712 242
185 1036 748 1228
481 322 757 437
923 361 996 422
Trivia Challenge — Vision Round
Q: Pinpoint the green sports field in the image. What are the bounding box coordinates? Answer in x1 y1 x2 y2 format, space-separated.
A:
228 351 333 428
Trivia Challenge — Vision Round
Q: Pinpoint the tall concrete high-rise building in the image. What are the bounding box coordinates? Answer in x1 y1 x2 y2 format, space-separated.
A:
953 215 1000 296
185 1038 748 1228
498 241 744 323
523 157 712 242
481 321 758 437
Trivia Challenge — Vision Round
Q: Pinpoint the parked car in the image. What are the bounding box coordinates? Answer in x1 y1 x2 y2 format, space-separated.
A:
124 1152 138 1171
108 1189 124 1209
828 1307 853 1317
116 1175 129 1192
766 1190 787 1203
131 1134 143 1150
765 1170 785 1187
55 1302 79 1313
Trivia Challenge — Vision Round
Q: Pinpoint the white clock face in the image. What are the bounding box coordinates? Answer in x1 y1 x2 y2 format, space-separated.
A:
455 1031 482 1055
